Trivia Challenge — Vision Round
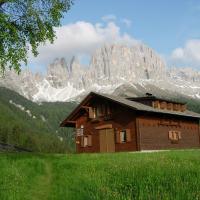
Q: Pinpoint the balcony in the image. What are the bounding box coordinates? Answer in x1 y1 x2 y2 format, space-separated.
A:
75 128 84 136
104 113 113 121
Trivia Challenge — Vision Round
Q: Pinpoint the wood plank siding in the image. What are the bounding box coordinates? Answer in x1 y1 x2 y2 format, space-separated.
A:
137 115 200 150
61 92 200 153
75 104 137 153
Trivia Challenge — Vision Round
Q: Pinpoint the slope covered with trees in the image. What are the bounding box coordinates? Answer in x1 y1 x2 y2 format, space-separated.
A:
1 86 200 153
0 87 76 152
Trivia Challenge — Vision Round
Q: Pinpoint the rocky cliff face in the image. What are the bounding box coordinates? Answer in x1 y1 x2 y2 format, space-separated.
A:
90 44 166 82
0 43 200 102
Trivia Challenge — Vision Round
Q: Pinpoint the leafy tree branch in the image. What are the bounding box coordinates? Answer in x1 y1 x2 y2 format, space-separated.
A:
0 0 73 73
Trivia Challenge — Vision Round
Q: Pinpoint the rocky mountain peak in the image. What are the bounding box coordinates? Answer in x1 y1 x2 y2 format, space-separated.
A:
1 43 200 102
89 43 166 82
69 56 82 75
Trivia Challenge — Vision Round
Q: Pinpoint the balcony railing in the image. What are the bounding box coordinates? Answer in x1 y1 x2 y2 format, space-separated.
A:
75 128 84 136
104 113 113 121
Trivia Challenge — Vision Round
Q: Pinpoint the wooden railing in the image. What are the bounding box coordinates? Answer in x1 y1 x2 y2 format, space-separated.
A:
104 113 113 121
75 128 84 136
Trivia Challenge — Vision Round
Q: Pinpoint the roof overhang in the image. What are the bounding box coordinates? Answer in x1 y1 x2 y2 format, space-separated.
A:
60 92 95 127
60 92 200 127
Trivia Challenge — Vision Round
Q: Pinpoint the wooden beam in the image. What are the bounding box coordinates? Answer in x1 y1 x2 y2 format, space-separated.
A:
136 118 141 151
67 121 76 123
95 124 112 130
81 106 90 109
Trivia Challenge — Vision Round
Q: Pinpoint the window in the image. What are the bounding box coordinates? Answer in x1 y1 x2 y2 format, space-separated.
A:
89 105 107 119
80 135 92 147
96 105 102 117
89 107 97 119
181 105 186 112
167 103 173 110
104 103 112 115
173 104 180 111
89 103 113 120
169 131 181 143
120 130 126 143
116 129 131 143
97 104 105 117
93 107 96 118
153 101 159 108
160 101 167 109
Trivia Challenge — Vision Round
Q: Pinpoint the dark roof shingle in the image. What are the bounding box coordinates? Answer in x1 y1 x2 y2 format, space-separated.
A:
61 92 200 127
95 92 200 119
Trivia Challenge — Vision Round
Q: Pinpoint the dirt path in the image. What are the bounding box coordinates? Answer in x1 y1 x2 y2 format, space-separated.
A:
29 159 52 200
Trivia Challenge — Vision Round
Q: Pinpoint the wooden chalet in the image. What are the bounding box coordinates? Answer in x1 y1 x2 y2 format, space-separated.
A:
60 92 200 153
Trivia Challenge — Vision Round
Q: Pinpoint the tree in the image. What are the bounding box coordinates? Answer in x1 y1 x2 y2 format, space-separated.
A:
0 0 73 73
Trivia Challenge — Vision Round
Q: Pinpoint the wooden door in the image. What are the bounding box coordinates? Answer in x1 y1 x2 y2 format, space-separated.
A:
99 128 115 153
99 130 107 152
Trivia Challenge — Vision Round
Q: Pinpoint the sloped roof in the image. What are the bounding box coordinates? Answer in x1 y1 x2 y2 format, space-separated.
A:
96 92 200 119
126 96 186 104
60 92 200 127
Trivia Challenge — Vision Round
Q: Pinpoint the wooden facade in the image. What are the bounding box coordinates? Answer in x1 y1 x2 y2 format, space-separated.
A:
137 115 199 150
61 92 200 153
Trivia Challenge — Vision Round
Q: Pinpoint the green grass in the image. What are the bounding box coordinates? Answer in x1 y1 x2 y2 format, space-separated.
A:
0 150 200 200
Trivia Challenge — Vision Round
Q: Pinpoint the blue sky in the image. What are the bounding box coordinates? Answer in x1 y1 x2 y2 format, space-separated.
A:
62 0 200 53
29 0 200 72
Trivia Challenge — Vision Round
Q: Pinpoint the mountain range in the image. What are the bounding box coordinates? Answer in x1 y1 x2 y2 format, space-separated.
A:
0 43 200 102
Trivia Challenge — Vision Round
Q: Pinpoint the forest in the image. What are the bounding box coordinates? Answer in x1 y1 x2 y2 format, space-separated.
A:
0 87 76 153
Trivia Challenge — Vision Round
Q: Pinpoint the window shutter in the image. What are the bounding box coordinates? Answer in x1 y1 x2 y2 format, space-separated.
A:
89 107 94 119
174 132 178 141
81 136 84 147
126 129 131 142
169 131 173 140
84 136 88 147
88 135 92 146
116 130 121 143
178 131 181 139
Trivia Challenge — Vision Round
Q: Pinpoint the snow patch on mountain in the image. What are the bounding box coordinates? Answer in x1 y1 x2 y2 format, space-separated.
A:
40 115 46 122
32 79 85 102
9 100 36 118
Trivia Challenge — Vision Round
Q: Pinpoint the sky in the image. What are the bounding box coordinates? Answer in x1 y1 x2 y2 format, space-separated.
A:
28 0 200 72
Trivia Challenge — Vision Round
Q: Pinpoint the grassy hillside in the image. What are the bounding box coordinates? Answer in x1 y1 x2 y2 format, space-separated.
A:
0 150 200 200
0 87 77 152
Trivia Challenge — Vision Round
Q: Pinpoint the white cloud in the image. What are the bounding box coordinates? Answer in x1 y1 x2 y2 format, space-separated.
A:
121 18 132 28
171 48 184 59
101 14 116 22
170 39 200 68
28 20 139 67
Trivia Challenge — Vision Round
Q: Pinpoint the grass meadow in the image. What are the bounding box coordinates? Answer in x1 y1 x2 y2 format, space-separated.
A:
0 150 200 200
